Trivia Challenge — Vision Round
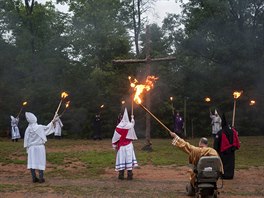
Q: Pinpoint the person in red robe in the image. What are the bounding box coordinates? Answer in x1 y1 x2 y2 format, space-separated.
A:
213 113 240 179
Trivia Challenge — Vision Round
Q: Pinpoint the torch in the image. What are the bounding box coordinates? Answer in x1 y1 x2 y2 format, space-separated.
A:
54 92 68 119
129 76 137 116
232 91 243 127
132 76 172 134
17 101 27 118
170 96 174 114
139 103 173 134
249 100 256 106
59 101 70 117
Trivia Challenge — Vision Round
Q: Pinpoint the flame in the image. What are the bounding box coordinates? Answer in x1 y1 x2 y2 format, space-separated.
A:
66 101 70 108
121 100 125 105
233 91 243 99
61 92 69 99
170 97 173 101
205 97 211 102
132 76 158 104
128 76 138 88
249 100 256 106
100 104 104 108
22 101 27 106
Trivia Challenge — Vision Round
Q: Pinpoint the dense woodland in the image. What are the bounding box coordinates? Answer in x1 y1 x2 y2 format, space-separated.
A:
0 0 263 139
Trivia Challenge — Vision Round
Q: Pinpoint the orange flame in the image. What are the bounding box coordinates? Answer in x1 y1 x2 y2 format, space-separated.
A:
170 97 173 101
22 101 27 106
100 104 104 108
233 91 243 99
131 76 158 104
128 76 138 88
61 92 68 99
66 101 70 108
121 100 125 104
249 100 256 106
205 97 211 102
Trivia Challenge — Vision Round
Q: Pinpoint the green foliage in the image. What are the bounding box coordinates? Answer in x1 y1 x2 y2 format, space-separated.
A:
0 0 263 138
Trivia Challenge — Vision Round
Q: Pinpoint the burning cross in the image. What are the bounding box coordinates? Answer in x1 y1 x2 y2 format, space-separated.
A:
113 26 176 151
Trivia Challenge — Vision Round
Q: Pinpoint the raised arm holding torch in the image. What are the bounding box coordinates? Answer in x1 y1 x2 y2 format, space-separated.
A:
54 92 68 120
59 101 70 117
17 101 27 118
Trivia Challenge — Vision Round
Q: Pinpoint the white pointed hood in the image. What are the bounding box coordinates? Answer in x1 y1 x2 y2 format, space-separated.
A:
112 108 137 143
117 108 132 129
24 112 47 145
215 109 218 116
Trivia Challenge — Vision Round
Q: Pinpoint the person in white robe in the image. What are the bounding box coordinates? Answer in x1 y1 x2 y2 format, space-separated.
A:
54 116 63 139
10 116 21 142
112 108 138 180
24 112 58 183
210 109 222 139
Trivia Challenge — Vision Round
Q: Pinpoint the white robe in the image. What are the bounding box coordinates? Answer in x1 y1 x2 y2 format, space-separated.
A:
24 112 55 170
10 116 21 139
54 118 63 136
210 114 222 135
112 108 138 171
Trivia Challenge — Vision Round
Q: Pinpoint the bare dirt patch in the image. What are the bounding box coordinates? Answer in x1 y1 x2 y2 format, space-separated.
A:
1 162 264 198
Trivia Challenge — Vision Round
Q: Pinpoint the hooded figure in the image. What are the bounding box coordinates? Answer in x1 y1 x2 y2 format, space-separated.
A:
112 108 138 180
213 113 240 179
210 109 222 138
24 112 57 183
54 116 63 139
10 116 21 142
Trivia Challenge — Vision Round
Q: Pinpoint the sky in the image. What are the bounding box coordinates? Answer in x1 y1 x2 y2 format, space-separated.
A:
36 0 187 26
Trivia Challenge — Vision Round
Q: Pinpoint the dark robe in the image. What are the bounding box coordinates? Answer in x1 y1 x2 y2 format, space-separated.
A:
173 114 184 137
214 126 240 179
92 115 102 140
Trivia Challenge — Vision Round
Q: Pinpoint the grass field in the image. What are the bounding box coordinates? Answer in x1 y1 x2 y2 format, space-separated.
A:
0 136 264 197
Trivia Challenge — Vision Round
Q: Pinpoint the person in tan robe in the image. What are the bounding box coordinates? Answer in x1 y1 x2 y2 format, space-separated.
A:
170 132 223 195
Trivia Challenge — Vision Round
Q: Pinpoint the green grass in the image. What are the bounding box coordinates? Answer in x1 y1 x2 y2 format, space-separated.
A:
0 136 263 177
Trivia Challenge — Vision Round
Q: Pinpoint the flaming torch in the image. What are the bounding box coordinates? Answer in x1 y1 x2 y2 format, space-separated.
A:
59 101 70 117
17 101 27 118
232 91 243 127
170 96 174 114
205 97 211 103
54 92 68 119
249 100 256 106
129 76 138 115
132 76 173 134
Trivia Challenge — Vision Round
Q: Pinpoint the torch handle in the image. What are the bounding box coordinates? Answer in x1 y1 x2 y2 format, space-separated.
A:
132 97 134 116
139 103 173 134
17 107 23 118
54 100 62 120
232 99 236 127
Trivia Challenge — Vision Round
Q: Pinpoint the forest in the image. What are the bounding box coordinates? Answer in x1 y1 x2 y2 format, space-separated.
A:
0 0 263 139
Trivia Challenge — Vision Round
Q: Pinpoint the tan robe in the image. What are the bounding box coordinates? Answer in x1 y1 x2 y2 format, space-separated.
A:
172 138 223 186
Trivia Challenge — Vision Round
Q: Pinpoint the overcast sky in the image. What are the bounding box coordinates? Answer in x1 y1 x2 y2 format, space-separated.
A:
36 0 186 26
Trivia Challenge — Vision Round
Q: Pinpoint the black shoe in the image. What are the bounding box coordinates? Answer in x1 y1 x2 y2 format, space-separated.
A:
39 178 45 183
127 170 133 180
118 170 124 180
32 177 39 183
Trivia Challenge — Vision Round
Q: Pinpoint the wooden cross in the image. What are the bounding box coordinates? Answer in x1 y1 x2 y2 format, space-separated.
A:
113 26 176 151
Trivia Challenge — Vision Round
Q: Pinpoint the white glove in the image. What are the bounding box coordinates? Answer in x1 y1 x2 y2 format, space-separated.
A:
112 144 117 150
170 132 180 145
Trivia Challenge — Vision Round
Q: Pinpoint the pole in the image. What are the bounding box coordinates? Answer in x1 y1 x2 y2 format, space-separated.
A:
184 97 187 137
54 100 62 119
232 99 236 127
139 103 173 134
131 94 134 116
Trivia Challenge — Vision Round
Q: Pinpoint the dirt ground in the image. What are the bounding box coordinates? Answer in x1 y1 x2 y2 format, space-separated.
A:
1 162 264 198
